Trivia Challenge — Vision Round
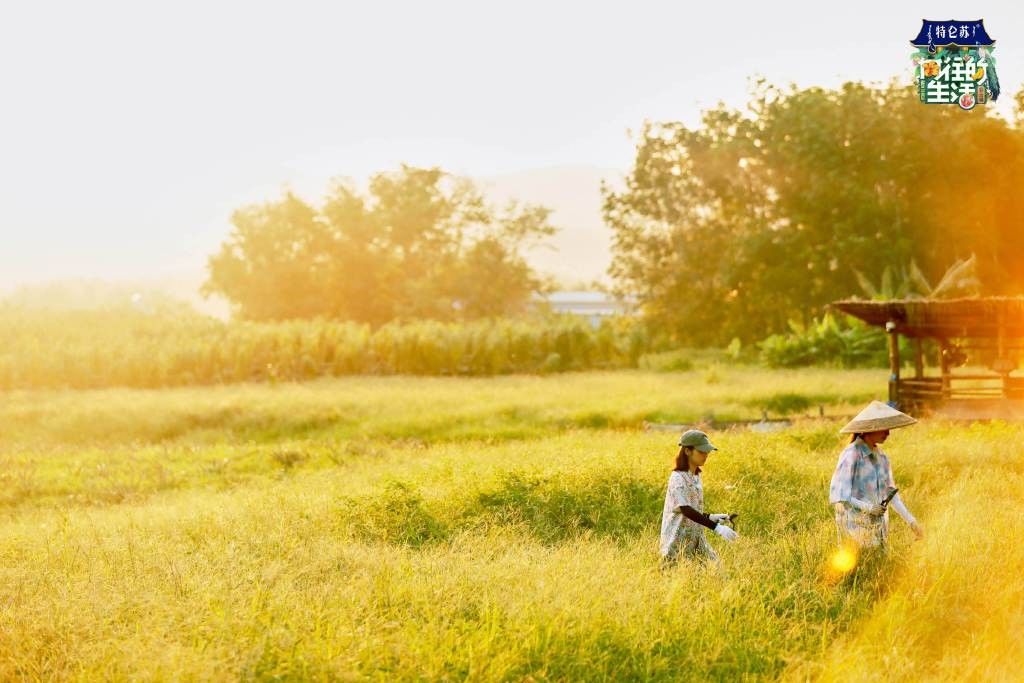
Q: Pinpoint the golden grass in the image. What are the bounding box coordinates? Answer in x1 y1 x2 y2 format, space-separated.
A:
1 370 1021 680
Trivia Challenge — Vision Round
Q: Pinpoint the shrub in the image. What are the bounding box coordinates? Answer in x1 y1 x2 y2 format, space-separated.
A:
757 314 889 368
637 350 694 372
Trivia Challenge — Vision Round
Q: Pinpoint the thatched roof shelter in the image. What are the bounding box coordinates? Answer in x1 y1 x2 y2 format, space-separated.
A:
831 297 1024 339
830 297 1024 417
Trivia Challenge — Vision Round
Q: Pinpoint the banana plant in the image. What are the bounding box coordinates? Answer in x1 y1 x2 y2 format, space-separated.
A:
853 255 980 301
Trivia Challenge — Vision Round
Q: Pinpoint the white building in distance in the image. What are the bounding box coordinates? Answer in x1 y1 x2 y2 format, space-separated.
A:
542 291 631 327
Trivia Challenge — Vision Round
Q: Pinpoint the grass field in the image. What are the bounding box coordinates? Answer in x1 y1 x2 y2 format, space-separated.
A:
2 369 1022 680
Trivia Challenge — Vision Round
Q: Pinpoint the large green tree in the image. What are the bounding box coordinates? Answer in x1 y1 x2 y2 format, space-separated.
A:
604 80 1024 344
204 166 555 323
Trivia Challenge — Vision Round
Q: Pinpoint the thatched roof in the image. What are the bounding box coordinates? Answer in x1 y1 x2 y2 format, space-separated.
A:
830 297 1024 339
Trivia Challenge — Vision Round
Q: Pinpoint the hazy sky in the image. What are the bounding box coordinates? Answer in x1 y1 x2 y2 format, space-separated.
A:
2 1 1020 289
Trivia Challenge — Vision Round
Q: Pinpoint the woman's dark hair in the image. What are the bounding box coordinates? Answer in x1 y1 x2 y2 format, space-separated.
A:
673 446 702 474
851 430 889 444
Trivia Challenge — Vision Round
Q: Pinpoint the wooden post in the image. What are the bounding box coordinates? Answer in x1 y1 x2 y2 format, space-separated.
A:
913 338 924 378
886 321 900 405
939 339 951 400
999 309 1009 399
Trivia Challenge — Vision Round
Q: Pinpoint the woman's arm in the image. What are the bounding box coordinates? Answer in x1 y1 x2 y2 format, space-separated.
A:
677 506 739 540
889 494 924 538
886 461 924 537
888 494 915 523
676 505 716 530
848 497 886 515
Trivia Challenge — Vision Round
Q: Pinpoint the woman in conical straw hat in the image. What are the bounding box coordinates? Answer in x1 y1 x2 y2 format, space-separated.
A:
828 401 925 550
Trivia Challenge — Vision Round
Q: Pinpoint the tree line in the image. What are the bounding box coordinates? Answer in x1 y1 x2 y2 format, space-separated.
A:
604 80 1024 344
205 80 1024 345
204 166 555 324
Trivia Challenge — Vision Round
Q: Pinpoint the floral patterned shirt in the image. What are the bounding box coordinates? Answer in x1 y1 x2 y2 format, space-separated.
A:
660 470 716 561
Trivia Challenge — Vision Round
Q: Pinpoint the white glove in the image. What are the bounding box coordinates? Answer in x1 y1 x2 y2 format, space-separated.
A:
714 524 739 542
708 513 731 523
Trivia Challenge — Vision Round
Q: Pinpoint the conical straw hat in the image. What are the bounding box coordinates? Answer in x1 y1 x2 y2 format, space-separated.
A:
839 400 917 434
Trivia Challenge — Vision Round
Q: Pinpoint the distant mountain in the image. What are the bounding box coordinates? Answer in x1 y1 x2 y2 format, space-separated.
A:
479 165 623 287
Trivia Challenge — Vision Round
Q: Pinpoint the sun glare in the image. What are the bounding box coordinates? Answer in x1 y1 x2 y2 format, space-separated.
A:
829 545 858 575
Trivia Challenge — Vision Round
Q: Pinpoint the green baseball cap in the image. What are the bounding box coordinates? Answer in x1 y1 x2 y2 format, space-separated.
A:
678 429 717 452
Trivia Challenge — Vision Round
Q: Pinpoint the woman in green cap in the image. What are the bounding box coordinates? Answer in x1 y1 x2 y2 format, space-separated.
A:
659 429 739 565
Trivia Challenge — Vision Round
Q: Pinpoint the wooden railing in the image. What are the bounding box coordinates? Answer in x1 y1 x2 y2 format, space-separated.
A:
898 374 1024 404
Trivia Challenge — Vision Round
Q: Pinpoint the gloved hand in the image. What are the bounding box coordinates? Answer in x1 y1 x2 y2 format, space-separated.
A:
708 513 732 524
714 524 739 542
850 498 886 517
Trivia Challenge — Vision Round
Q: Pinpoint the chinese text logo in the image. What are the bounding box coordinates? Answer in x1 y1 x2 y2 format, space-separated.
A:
910 20 1000 110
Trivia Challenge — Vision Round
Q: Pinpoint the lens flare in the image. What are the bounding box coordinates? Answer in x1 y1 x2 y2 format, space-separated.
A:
830 545 858 574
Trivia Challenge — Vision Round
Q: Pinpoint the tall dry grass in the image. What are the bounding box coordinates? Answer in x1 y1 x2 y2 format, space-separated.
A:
1 371 1020 680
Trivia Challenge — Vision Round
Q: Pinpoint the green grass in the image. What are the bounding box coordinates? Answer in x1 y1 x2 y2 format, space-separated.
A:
1 369 1022 680
0 310 656 390
1 368 881 447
